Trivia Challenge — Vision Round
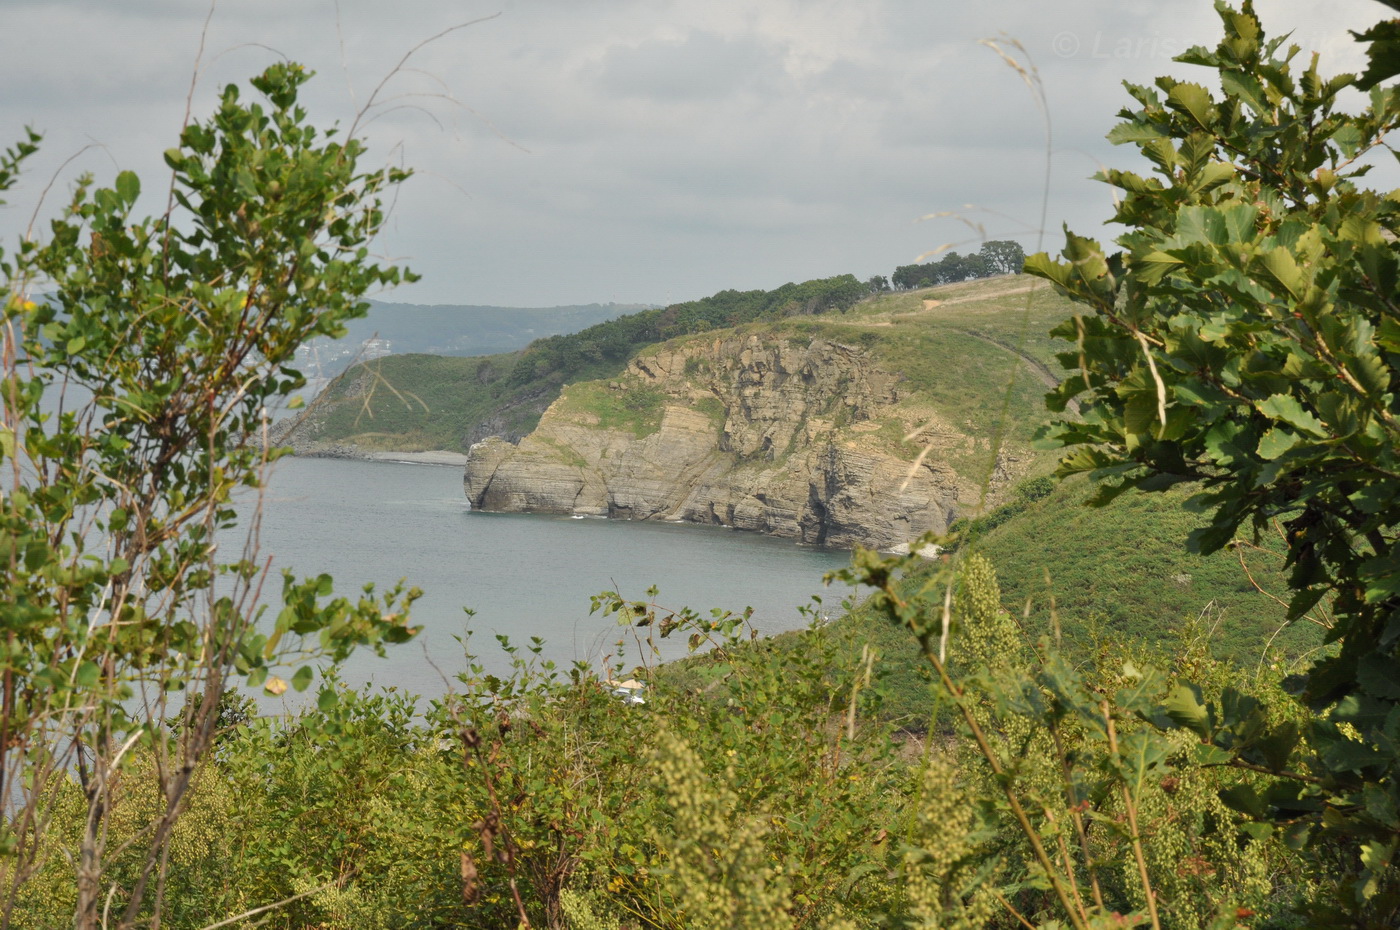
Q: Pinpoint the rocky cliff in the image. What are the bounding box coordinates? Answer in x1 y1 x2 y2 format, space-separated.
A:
463 329 1027 551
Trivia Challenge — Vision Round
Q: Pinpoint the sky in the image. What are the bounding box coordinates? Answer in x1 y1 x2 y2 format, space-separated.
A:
2 0 1394 308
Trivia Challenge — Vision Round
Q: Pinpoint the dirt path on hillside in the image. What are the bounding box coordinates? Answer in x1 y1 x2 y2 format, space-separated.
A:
952 327 1081 417
926 283 1037 307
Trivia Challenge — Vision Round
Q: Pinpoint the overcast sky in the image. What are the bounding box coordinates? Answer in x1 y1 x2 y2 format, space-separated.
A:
2 0 1394 307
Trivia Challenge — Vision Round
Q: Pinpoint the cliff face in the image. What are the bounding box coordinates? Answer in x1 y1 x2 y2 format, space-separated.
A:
463 332 1022 551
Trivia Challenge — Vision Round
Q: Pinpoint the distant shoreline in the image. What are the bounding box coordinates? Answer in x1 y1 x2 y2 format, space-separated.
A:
362 450 470 466
285 444 469 467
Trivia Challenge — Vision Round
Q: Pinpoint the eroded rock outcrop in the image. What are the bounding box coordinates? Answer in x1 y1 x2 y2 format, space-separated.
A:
463 333 1022 551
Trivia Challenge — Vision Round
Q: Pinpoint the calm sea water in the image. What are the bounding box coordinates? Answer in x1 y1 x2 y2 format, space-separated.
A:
239 456 857 703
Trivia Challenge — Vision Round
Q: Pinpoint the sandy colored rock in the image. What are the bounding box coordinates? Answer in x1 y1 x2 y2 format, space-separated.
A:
463 332 1022 552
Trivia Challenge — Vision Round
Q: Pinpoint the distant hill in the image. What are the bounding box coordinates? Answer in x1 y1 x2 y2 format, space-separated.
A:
294 300 651 384
281 275 874 450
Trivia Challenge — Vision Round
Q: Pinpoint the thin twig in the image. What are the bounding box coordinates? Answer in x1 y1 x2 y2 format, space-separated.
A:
196 884 332 930
1103 701 1161 930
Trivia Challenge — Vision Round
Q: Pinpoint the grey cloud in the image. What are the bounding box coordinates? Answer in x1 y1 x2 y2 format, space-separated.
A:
594 31 786 101
2 0 1394 307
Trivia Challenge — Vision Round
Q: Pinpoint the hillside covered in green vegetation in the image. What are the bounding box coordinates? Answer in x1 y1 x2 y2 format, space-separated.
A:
280 274 873 450
283 274 1066 453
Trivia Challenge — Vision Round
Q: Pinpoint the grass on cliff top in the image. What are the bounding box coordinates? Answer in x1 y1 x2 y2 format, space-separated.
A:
743 278 1076 473
559 380 670 437
824 474 1323 726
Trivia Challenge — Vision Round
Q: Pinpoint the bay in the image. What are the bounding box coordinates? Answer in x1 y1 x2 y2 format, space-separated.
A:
241 456 857 704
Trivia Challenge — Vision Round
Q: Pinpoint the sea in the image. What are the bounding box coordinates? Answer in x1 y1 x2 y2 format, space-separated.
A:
237 456 858 707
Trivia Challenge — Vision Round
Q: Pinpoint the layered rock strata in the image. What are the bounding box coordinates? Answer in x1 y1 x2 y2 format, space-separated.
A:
463 333 1016 551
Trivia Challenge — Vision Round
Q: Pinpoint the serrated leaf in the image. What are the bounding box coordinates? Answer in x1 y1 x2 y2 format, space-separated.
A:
1177 205 1225 246
1134 251 1183 285
1221 70 1268 114
1219 203 1259 243
1057 446 1117 475
1344 320 1390 396
1257 394 1327 437
1256 247 1305 299
1023 252 1071 289
1107 120 1168 144
1256 426 1299 459
1192 160 1235 193
1167 82 1216 130
1255 722 1300 773
1160 683 1211 736
1360 841 1396 899
1204 420 1255 466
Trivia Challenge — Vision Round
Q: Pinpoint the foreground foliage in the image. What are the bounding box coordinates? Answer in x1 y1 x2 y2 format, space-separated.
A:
6 2 1398 927
1026 2 1400 922
5 558 1322 929
0 66 417 928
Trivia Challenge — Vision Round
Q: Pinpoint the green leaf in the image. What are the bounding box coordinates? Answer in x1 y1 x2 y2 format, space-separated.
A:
1219 784 1266 818
115 170 140 205
74 661 100 690
1354 19 1400 89
1134 251 1183 285
1167 82 1216 130
1107 120 1167 144
1357 654 1400 700
1257 394 1327 437
292 665 314 692
1219 204 1259 243
1194 743 1232 765
1360 841 1396 899
1023 251 1072 289
1160 683 1210 737
1221 70 1268 114
1255 722 1300 773
1256 426 1299 459
1255 247 1305 299
1204 420 1256 466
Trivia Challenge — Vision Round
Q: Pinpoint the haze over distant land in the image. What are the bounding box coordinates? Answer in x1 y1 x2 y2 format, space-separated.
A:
1 1 1391 309
298 300 648 382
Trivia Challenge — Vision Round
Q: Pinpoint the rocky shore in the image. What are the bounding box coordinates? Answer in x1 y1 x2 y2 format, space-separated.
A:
264 420 468 466
463 332 1022 551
